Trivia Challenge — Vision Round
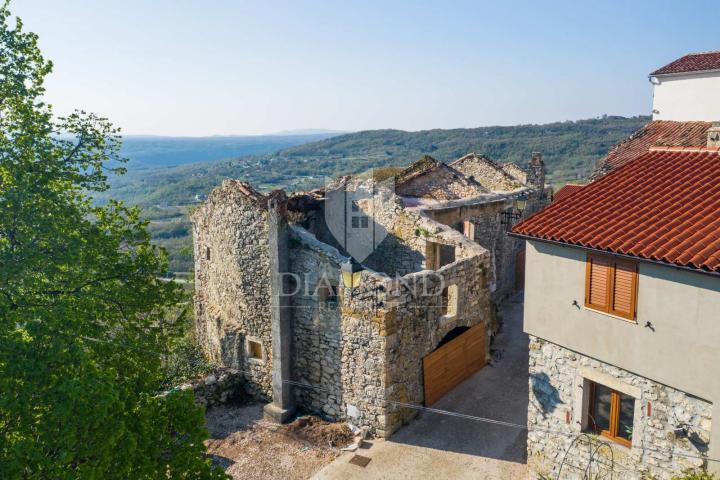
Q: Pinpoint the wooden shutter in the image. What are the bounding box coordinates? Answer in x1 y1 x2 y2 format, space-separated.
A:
610 260 637 320
585 253 638 321
585 255 611 310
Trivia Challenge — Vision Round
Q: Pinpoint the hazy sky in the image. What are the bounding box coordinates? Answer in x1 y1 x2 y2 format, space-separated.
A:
12 0 719 136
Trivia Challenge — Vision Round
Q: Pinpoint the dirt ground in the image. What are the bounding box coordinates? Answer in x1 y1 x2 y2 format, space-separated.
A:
205 403 354 480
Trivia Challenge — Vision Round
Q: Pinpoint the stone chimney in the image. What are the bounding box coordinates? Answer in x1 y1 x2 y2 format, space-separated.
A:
708 123 720 148
527 152 545 191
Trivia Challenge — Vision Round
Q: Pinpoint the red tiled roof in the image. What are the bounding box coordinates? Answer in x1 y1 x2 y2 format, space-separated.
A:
513 147 720 273
593 121 712 177
552 184 584 203
651 51 720 75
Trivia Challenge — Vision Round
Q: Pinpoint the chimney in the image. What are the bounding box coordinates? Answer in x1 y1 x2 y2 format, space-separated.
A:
527 152 545 191
708 123 720 148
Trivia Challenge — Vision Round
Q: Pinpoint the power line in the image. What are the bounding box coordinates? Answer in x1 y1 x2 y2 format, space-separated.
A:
3 331 718 468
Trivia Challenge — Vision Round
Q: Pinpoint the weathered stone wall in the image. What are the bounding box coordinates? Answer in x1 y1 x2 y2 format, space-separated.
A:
395 161 488 201
450 153 525 192
383 252 493 435
363 193 487 276
178 369 245 408
191 180 275 401
528 336 712 479
420 191 547 302
502 162 528 184
288 226 345 420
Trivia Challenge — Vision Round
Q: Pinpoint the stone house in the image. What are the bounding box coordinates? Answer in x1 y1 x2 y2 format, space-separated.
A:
511 127 720 479
191 151 548 436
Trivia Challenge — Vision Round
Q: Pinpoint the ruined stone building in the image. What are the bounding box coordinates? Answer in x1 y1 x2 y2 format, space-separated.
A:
192 152 548 436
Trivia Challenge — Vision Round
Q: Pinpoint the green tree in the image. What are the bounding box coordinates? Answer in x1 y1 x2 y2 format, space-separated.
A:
0 3 226 478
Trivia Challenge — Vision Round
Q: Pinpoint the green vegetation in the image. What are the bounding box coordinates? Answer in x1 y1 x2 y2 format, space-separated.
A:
0 4 226 478
104 115 647 274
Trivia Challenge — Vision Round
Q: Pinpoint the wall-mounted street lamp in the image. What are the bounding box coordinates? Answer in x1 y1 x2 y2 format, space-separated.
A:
500 191 528 227
340 258 384 308
341 259 364 298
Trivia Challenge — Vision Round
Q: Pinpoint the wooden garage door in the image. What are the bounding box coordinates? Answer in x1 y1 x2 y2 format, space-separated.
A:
423 323 487 406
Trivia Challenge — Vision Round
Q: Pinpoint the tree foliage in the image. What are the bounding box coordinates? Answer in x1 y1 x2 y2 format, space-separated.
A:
0 2 226 478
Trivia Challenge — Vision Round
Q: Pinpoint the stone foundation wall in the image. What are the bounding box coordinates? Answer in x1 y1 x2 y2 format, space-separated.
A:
528 336 712 479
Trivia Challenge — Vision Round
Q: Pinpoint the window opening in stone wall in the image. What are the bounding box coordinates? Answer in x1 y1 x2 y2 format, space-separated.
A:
440 284 458 318
247 339 263 361
587 381 634 447
205 246 211 261
425 242 456 270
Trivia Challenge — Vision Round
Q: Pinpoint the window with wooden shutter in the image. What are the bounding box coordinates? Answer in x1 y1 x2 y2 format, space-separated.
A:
585 253 638 321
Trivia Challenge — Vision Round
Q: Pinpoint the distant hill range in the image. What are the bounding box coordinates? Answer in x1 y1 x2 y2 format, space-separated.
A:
120 132 343 168
99 115 649 207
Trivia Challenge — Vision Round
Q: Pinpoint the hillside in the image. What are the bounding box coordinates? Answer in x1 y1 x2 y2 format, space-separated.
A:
119 132 342 168
101 115 649 273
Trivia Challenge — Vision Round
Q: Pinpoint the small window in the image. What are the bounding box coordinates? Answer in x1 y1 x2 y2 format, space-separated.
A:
463 220 475 239
440 284 458 318
351 200 360 212
246 339 263 362
205 246 211 261
585 253 638 321
351 215 368 229
588 381 635 447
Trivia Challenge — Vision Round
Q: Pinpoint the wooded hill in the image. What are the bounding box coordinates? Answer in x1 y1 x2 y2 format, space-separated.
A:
99 115 649 273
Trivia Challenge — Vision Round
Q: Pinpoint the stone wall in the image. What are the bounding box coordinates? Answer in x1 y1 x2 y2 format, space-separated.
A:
383 252 493 434
288 226 345 420
420 191 547 302
502 162 528 184
450 153 525 192
395 159 488 201
363 193 487 276
191 180 276 401
178 369 245 408
528 336 712 479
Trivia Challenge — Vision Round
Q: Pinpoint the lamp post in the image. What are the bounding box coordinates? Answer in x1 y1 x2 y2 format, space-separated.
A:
341 258 364 297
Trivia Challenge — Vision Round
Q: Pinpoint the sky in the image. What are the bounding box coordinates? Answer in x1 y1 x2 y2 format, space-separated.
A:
12 0 720 136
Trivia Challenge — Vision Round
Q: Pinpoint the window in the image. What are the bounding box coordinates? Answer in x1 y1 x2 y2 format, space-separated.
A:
246 338 263 362
351 200 360 212
462 220 475 239
585 253 638 320
426 242 456 270
440 284 458 319
351 215 368 228
205 246 211 261
588 381 635 447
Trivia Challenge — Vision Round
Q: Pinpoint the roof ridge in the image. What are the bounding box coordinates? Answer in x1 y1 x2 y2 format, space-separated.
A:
649 146 720 153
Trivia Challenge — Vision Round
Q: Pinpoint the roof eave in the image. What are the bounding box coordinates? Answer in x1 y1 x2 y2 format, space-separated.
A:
507 232 720 279
649 68 720 78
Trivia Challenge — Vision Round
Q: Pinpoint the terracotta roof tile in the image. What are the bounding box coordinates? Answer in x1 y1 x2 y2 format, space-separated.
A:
552 184 584 203
592 120 712 178
512 147 720 273
651 51 720 75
